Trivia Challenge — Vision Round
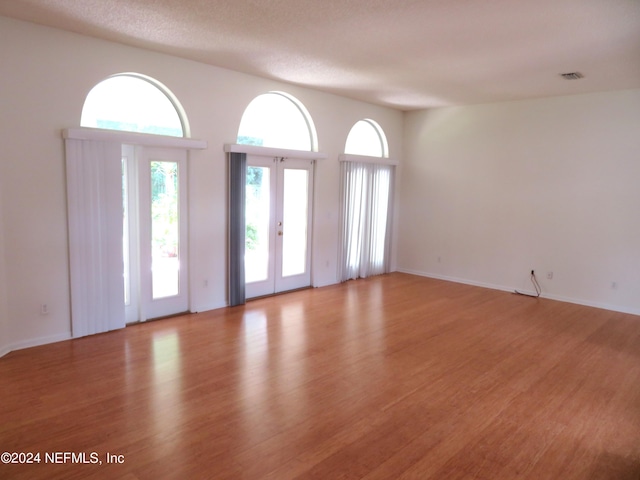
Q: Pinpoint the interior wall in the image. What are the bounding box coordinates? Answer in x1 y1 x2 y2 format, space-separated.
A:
399 89 640 315
0 15 403 354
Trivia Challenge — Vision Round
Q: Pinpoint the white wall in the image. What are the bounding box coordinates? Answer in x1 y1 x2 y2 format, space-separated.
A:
0 16 403 354
399 90 640 315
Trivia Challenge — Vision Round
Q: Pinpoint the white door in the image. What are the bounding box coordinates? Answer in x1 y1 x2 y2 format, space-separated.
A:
123 145 189 322
245 156 314 298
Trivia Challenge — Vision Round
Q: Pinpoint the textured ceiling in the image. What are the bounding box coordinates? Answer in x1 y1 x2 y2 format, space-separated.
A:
1 0 639 110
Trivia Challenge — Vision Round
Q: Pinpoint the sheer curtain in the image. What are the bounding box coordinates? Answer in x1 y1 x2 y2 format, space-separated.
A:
338 161 394 281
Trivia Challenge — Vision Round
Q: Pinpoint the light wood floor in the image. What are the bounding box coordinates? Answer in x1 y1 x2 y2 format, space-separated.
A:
1 273 640 480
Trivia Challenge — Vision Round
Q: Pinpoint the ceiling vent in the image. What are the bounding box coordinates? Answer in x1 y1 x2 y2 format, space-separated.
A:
560 72 584 80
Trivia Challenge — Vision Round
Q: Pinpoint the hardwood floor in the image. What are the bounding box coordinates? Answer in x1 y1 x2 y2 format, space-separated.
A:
1 273 639 479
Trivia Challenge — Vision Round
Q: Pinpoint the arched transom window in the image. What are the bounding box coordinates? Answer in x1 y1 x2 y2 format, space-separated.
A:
345 119 389 158
81 74 186 137
237 92 317 151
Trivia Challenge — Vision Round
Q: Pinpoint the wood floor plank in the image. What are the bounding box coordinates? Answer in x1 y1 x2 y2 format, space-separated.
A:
1 273 639 479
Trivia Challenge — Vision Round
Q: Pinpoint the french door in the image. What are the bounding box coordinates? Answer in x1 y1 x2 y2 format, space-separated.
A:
245 155 314 298
122 145 188 322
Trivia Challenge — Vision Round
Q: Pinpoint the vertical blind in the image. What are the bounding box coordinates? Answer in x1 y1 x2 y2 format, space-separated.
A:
65 139 126 337
228 152 247 306
338 161 394 281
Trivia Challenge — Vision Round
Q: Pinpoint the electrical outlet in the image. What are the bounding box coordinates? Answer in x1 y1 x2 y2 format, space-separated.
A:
547 272 553 280
612 281 618 289
40 303 49 315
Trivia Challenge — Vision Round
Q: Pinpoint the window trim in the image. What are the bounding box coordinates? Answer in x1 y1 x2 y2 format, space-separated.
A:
339 153 397 166
64 127 207 150
225 143 326 160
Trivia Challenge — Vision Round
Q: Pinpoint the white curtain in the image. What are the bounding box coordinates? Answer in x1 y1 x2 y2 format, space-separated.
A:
338 161 394 281
65 139 126 337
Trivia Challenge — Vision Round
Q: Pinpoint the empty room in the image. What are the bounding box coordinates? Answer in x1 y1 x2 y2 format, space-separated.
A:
1 1 639 479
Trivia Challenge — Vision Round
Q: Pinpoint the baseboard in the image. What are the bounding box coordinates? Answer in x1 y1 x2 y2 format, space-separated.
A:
540 293 640 316
190 301 228 313
398 268 515 294
313 279 339 289
3 332 72 357
397 268 640 317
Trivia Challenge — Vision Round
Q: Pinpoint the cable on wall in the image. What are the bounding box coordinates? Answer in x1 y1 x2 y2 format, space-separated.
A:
514 270 541 298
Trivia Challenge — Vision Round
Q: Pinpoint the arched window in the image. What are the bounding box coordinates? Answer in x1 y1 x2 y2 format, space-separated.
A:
81 74 187 137
339 119 394 281
237 92 317 151
344 119 389 158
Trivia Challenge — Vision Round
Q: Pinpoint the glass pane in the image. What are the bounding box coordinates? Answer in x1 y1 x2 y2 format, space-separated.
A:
81 75 183 137
237 93 312 150
151 161 179 298
246 167 271 283
345 120 384 157
282 169 309 277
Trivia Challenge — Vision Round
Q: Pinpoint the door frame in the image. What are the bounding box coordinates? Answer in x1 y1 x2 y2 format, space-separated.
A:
225 144 326 304
273 157 315 294
245 155 315 299
244 156 277 299
123 145 189 323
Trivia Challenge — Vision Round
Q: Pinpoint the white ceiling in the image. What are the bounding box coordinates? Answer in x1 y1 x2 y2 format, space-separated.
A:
2 0 639 110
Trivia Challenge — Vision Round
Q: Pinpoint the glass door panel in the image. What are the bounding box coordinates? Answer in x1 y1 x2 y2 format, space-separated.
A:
281 168 309 277
245 166 271 283
141 148 188 320
245 156 313 299
150 161 180 299
245 157 277 299
274 160 313 293
123 145 188 322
